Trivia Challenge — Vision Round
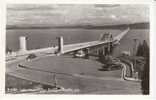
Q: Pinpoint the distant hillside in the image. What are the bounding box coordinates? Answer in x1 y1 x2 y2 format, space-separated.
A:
6 22 149 30
84 22 149 29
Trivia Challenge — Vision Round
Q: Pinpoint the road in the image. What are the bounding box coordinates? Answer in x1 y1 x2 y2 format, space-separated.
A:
6 55 142 94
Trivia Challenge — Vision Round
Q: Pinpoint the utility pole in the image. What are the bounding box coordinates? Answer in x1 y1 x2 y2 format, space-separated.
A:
133 38 138 56
53 73 58 88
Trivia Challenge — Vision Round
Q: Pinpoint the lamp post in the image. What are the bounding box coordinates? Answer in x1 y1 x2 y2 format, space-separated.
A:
133 38 139 76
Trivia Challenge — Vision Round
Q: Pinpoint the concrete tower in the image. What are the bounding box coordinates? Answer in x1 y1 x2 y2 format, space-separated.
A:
58 36 64 54
19 36 27 52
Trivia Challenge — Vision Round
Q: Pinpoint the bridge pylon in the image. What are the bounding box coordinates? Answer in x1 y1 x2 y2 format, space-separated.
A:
19 36 27 53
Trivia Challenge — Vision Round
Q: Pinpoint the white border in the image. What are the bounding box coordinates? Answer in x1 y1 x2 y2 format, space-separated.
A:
5 0 153 4
150 2 156 99
0 0 156 100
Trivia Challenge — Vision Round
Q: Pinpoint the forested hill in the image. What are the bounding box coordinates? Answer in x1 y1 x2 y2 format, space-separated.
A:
6 22 149 30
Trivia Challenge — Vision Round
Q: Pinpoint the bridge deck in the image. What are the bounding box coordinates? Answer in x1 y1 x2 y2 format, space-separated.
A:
6 28 129 59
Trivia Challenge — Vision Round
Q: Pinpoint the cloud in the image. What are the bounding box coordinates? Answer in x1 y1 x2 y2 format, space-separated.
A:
7 4 56 11
7 4 149 26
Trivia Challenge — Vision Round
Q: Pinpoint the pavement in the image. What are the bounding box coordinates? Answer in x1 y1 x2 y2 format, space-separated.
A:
6 55 142 94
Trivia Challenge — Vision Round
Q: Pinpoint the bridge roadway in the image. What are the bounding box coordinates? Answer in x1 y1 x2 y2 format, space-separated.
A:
6 40 105 60
6 27 130 61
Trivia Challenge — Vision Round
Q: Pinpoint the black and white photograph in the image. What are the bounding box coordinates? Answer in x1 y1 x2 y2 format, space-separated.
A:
5 4 150 95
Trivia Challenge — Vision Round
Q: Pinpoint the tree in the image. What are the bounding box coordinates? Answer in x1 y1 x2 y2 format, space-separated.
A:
135 40 149 94
142 40 149 58
136 43 143 56
141 56 149 94
141 40 149 94
6 46 12 54
136 40 149 57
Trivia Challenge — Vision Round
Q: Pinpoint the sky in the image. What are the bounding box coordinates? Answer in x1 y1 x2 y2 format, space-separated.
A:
7 4 149 26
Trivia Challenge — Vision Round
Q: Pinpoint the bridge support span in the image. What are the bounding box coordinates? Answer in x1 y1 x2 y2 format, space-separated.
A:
19 36 27 52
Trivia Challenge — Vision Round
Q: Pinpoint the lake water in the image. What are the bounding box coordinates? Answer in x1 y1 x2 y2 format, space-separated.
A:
6 28 149 56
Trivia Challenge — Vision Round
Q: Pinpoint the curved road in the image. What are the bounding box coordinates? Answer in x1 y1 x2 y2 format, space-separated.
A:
6 54 141 94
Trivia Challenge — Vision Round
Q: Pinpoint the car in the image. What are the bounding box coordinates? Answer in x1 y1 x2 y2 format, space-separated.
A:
74 50 86 58
101 64 121 71
26 53 37 61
